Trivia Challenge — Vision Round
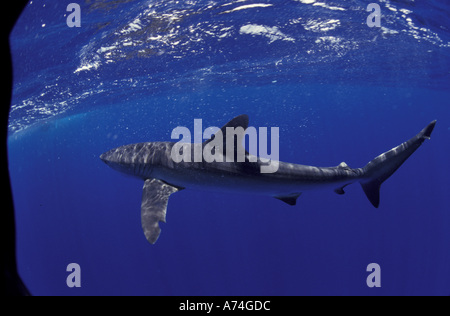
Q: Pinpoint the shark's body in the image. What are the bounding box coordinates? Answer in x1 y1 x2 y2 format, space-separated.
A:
100 115 436 244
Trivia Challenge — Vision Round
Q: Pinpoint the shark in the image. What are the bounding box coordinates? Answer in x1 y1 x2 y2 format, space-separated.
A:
100 115 436 244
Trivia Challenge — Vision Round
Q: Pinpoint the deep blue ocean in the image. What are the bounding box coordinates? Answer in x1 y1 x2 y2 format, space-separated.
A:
8 0 450 295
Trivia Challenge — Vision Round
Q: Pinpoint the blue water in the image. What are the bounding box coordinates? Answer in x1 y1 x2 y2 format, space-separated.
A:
8 0 450 295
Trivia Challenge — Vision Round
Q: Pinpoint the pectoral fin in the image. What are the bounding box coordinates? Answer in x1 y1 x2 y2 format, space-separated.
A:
141 178 180 244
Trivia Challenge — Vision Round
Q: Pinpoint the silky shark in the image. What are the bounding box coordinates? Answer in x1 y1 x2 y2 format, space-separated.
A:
100 115 436 244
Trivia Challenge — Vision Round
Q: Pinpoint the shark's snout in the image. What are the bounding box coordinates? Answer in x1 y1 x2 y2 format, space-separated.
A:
100 152 109 164
100 150 117 166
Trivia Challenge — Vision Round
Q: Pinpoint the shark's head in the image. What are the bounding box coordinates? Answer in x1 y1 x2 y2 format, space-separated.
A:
99 149 117 167
100 146 134 176
100 143 156 179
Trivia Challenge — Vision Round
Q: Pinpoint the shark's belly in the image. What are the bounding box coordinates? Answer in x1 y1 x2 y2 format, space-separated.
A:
152 164 354 197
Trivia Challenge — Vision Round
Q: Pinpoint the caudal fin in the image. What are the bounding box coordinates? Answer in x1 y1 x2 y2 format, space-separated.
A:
360 120 436 208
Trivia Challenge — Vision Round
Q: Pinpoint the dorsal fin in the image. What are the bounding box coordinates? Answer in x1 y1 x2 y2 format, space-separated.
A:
204 114 249 144
204 115 249 161
221 114 249 132
337 162 350 169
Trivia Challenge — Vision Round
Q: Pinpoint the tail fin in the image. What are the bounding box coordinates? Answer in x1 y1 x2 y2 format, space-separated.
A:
360 120 436 208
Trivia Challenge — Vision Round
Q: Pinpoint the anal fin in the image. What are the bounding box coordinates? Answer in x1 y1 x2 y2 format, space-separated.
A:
141 178 180 244
334 183 350 195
